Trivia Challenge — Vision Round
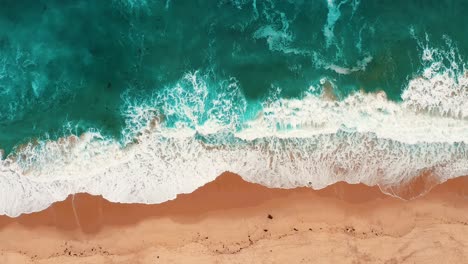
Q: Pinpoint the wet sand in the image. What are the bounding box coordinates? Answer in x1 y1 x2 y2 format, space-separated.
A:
0 172 467 263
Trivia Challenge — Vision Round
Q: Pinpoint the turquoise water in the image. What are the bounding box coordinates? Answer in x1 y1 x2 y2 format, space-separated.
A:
0 1 467 216
1 0 467 153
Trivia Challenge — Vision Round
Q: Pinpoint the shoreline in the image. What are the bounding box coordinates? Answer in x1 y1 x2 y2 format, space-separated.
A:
0 173 467 263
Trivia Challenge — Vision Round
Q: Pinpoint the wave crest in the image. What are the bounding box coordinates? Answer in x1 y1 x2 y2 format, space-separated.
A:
0 70 467 217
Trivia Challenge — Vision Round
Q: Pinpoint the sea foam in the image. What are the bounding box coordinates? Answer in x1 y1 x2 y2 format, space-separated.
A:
0 69 467 217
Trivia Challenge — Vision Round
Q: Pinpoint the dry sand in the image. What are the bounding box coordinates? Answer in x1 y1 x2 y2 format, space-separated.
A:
0 172 467 263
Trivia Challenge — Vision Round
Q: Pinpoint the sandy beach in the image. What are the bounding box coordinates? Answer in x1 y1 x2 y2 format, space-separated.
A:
0 172 467 263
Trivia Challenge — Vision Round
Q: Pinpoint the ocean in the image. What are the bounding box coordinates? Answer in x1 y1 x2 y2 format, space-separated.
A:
0 0 467 216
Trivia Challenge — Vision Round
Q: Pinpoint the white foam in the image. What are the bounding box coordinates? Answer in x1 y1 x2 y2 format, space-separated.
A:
238 89 468 143
403 33 468 119
1 123 466 217
402 73 468 119
0 71 467 217
325 55 373 74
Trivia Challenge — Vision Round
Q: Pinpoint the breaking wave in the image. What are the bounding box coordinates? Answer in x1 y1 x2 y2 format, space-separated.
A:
0 66 467 217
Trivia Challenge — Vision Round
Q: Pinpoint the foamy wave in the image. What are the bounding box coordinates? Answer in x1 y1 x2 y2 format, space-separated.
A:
121 71 246 141
1 125 466 217
403 33 468 119
0 70 467 217
238 86 468 144
402 73 468 119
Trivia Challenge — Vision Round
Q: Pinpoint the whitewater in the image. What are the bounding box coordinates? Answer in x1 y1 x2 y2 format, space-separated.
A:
0 66 467 217
1 0 468 217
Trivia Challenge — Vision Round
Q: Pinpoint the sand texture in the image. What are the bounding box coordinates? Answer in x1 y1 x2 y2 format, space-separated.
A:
0 172 467 263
